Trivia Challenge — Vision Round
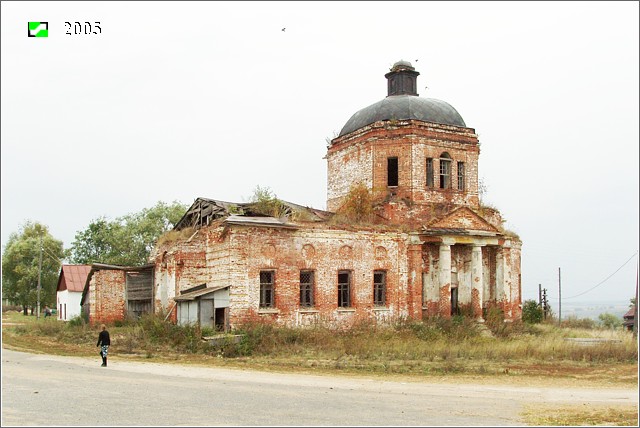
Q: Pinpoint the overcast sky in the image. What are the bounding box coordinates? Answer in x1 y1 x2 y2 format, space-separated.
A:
2 1 638 307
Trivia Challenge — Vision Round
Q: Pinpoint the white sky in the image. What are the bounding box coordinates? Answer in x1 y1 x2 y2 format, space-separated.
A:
2 1 638 308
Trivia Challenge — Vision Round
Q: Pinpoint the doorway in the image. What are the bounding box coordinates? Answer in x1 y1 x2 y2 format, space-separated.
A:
451 286 459 316
214 307 228 332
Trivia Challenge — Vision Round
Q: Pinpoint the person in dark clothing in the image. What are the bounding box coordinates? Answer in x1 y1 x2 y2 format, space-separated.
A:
96 324 110 367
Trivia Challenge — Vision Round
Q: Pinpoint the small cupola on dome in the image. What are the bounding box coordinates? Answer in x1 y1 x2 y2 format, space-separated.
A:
337 61 467 137
385 60 419 96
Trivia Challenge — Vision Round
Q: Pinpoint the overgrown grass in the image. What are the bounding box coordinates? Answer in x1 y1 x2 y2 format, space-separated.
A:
521 403 639 426
2 310 637 382
156 227 196 246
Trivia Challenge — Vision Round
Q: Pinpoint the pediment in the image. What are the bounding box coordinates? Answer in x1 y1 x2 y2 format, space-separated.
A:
427 207 500 233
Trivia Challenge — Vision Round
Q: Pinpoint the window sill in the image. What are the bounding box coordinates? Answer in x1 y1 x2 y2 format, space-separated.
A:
337 308 356 313
298 308 319 313
258 308 279 314
431 188 465 193
373 307 390 312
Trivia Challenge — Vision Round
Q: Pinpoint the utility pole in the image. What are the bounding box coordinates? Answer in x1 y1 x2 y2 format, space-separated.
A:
37 232 43 320
558 267 562 325
538 284 542 306
633 261 638 340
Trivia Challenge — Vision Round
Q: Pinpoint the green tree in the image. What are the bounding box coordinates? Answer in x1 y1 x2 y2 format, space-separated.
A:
336 182 374 223
247 185 287 217
69 201 187 266
598 312 621 329
68 217 127 265
2 222 65 315
522 299 543 324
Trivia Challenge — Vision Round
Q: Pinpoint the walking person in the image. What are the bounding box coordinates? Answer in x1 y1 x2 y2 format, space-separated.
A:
96 324 110 367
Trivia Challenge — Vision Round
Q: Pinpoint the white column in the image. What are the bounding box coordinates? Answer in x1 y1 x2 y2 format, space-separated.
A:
471 244 484 321
439 243 452 317
495 247 506 302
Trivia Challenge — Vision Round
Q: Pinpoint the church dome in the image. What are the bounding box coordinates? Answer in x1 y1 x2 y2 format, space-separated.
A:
338 61 466 137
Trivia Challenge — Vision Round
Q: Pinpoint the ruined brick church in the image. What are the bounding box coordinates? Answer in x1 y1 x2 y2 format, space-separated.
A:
82 61 522 329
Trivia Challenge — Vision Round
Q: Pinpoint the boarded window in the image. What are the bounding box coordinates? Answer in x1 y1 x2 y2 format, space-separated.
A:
457 161 465 191
374 271 386 306
387 157 398 187
300 270 314 307
439 153 451 189
260 270 275 308
426 158 434 188
126 270 153 319
338 270 351 308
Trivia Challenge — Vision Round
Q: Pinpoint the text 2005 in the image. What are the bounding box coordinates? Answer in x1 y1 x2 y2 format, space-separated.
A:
65 22 102 35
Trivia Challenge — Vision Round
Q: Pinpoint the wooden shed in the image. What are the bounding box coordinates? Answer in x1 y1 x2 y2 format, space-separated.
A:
174 284 230 331
80 263 155 324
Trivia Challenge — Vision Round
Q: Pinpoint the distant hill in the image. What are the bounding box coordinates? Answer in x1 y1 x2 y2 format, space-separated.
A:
558 301 631 321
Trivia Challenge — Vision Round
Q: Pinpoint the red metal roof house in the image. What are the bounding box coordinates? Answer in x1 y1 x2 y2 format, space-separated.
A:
56 265 91 321
622 306 636 331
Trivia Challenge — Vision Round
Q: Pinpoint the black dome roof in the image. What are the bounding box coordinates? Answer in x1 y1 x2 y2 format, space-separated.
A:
339 95 466 136
338 61 466 137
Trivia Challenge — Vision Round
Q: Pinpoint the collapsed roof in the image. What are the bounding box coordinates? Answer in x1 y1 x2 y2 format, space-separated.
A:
173 197 333 231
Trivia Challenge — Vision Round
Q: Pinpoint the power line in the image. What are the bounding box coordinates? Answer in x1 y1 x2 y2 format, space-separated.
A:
555 252 638 300
42 247 64 265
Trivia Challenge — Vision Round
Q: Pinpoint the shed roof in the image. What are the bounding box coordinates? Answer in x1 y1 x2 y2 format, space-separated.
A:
57 265 92 293
174 285 230 301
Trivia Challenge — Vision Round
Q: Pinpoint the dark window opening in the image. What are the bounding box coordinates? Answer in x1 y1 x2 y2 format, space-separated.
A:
338 271 351 308
260 270 274 308
374 271 386 307
387 157 398 187
300 270 315 308
457 161 465 191
426 158 434 188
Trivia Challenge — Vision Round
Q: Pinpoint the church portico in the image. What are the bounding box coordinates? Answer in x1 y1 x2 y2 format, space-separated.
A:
421 233 520 322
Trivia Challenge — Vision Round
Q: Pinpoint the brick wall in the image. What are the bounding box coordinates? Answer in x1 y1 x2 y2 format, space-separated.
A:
154 222 415 329
89 270 126 324
327 120 480 214
226 225 411 328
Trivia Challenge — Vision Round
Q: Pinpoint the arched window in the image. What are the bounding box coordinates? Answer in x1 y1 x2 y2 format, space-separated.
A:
439 152 452 189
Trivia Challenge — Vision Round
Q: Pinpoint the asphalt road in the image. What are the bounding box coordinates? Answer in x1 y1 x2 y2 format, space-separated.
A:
1 348 637 426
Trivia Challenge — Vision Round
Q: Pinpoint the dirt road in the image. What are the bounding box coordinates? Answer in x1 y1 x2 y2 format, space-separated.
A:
2 348 637 426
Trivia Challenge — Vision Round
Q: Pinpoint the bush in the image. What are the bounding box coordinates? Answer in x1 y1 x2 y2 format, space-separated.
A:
598 313 621 329
522 300 543 324
67 316 85 327
560 316 597 329
334 182 374 223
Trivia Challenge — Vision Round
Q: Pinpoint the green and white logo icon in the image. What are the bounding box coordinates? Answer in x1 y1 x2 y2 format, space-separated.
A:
28 22 48 37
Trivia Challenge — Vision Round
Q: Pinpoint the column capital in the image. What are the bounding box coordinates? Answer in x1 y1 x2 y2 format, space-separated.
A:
441 238 456 246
